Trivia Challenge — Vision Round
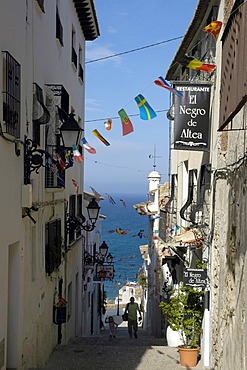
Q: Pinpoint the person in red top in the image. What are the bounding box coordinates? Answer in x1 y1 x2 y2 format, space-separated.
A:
124 297 142 338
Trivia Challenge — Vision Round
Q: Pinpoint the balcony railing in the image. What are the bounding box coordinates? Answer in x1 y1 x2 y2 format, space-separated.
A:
45 145 65 188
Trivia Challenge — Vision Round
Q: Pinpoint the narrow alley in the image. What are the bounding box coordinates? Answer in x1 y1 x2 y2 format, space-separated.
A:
33 316 203 370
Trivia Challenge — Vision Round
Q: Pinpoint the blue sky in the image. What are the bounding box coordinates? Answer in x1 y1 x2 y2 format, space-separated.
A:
84 0 198 195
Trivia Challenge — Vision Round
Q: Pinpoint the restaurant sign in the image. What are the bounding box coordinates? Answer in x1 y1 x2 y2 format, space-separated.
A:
183 268 207 288
173 83 211 151
96 264 114 280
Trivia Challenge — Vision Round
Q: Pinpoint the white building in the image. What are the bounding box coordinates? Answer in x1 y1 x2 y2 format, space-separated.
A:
0 1 99 368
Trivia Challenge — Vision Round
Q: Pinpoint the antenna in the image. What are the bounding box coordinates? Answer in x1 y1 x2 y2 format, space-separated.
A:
149 144 162 170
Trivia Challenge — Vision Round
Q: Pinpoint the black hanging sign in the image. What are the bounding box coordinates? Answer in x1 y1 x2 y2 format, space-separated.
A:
173 83 211 151
183 268 207 288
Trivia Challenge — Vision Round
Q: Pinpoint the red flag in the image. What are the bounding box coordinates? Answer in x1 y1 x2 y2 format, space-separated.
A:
118 109 134 136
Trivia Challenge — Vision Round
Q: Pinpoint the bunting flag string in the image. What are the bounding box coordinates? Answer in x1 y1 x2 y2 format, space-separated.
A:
120 199 126 207
203 21 222 41
107 228 147 237
72 179 79 194
72 145 83 162
90 186 102 200
92 129 110 146
154 76 183 98
105 193 116 204
116 228 130 235
81 137 96 154
132 229 147 238
104 118 112 130
118 109 134 135
134 94 157 120
179 55 216 73
85 21 222 152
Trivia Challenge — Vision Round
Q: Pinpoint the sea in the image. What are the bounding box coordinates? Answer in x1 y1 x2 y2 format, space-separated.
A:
99 193 148 301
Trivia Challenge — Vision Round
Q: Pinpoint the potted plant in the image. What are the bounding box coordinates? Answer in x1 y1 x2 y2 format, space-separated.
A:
160 286 204 367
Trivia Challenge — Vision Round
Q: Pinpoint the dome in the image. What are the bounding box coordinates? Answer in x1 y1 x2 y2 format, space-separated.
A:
148 170 161 180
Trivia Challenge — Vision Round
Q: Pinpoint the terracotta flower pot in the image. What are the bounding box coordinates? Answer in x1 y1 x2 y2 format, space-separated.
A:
178 346 199 367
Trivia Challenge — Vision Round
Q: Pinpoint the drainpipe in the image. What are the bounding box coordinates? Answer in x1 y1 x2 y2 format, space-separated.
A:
203 289 210 368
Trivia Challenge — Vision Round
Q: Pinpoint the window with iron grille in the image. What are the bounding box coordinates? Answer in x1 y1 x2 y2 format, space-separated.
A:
2 51 21 138
69 195 76 244
45 219 62 275
76 194 83 238
33 83 50 145
45 84 69 188
56 7 63 46
36 0 45 12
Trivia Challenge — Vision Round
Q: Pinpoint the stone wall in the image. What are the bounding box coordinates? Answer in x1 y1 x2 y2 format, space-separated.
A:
211 108 247 368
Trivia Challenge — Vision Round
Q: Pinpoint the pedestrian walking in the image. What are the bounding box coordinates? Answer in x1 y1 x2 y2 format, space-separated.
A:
124 297 142 338
105 315 118 338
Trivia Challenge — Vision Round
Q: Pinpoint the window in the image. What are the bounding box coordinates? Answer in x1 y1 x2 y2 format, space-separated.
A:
71 28 77 68
56 7 63 46
45 84 69 188
67 282 72 321
36 0 45 12
69 195 76 244
33 83 50 145
78 46 83 82
2 51 21 138
45 219 62 275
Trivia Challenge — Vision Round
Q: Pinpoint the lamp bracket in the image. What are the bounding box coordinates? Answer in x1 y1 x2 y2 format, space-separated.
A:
24 136 51 184
66 213 94 233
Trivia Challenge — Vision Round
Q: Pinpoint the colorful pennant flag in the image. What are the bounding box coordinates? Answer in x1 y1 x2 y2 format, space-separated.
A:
65 151 74 168
138 206 148 215
154 77 183 98
105 193 116 204
118 109 134 136
56 153 66 170
72 179 79 194
104 118 112 131
134 94 157 120
132 229 147 238
150 214 160 220
72 145 83 162
203 21 222 41
90 186 102 200
116 228 130 235
92 129 110 146
180 55 216 73
120 199 126 208
81 137 96 154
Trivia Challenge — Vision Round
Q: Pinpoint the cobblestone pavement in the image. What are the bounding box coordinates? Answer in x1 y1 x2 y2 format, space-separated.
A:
35 319 204 370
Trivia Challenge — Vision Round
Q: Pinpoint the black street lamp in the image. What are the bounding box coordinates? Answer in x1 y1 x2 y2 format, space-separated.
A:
59 112 83 148
66 198 100 233
99 241 109 258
